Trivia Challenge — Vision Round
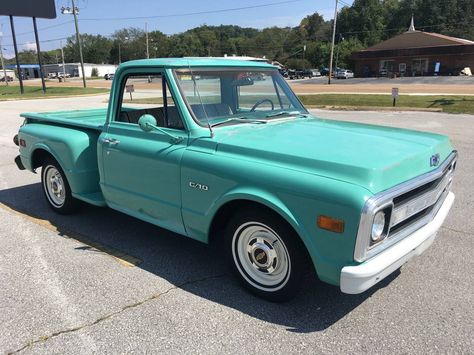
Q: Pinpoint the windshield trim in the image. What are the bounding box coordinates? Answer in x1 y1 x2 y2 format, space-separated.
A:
172 67 307 128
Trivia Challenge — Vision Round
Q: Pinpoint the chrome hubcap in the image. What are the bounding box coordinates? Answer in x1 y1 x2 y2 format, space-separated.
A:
233 222 291 291
44 166 65 206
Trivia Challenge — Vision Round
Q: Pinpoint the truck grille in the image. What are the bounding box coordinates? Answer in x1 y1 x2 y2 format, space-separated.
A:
355 152 457 262
387 160 455 240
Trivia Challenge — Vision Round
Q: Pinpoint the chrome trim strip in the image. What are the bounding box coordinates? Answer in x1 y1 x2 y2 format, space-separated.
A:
390 169 452 227
354 151 457 262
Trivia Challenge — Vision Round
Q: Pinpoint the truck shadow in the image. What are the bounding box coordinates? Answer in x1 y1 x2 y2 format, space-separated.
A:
0 183 400 333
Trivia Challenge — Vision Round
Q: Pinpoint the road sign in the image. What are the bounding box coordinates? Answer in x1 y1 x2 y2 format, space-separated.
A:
0 0 56 19
392 87 399 107
392 87 399 99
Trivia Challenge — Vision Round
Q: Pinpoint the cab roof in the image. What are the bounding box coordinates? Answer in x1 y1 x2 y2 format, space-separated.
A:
118 58 276 69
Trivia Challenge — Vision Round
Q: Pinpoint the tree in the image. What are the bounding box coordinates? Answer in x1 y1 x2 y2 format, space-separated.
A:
64 34 112 63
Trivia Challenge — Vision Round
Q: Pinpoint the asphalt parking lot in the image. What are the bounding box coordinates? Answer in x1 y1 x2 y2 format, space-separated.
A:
1 96 473 354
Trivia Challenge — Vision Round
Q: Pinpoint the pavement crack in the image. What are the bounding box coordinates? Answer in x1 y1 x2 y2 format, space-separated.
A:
7 273 228 354
441 225 473 236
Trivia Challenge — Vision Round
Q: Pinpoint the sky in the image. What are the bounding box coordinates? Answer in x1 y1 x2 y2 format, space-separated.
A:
0 0 352 57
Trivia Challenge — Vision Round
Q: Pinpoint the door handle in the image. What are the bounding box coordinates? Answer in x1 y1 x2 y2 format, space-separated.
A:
104 138 120 145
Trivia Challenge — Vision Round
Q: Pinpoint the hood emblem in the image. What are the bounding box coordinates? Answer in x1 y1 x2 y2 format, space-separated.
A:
430 153 440 167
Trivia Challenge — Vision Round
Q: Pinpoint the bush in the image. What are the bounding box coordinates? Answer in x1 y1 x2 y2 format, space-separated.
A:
91 67 99 77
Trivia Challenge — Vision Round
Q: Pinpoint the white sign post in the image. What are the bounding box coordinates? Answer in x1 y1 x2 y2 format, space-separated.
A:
392 87 399 107
125 84 134 100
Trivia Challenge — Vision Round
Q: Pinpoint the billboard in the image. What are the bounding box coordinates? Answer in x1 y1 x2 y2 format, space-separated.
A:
0 0 56 19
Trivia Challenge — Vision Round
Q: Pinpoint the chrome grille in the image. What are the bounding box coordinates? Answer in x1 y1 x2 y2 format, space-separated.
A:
354 151 457 262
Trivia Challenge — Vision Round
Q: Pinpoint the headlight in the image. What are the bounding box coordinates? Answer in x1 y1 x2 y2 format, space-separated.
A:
371 210 386 242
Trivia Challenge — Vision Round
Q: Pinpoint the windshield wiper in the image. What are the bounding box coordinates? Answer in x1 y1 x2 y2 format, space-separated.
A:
265 110 304 118
210 117 267 128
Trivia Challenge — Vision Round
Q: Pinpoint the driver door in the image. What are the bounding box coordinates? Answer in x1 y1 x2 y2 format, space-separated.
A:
99 71 188 235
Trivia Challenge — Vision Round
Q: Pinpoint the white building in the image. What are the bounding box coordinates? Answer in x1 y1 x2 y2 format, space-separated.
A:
0 69 16 80
43 63 117 78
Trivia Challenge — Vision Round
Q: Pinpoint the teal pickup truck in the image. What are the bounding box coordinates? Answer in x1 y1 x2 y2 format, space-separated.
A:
14 59 457 301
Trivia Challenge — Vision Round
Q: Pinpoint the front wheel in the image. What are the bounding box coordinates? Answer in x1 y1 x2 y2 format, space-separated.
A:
41 158 78 214
225 209 309 302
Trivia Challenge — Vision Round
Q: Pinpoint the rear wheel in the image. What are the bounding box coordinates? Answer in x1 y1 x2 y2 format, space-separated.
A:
225 208 309 302
41 158 78 214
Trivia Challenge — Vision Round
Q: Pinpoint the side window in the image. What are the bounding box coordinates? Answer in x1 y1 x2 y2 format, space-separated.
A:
118 74 184 130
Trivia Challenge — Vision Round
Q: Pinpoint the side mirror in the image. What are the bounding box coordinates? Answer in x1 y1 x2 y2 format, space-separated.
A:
138 114 157 132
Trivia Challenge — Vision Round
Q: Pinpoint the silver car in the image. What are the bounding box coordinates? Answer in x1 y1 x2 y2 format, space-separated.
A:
336 69 354 79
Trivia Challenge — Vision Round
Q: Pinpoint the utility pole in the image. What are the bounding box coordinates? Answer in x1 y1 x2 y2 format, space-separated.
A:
328 0 338 85
9 16 24 94
60 41 66 81
32 17 46 93
145 22 149 59
0 27 9 86
335 34 343 71
63 1 86 87
72 0 86 88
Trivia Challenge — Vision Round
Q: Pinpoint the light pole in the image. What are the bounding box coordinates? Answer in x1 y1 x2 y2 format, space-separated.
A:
335 34 344 72
61 1 86 88
60 41 66 81
0 27 8 86
118 36 129 64
145 22 149 59
328 0 338 85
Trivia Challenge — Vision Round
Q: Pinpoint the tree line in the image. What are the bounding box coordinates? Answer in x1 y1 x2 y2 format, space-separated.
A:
6 0 474 70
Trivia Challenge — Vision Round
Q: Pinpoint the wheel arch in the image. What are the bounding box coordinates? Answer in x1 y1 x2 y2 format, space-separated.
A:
207 190 315 272
31 145 62 171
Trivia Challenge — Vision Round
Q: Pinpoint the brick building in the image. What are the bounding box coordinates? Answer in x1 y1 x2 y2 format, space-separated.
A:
351 18 474 77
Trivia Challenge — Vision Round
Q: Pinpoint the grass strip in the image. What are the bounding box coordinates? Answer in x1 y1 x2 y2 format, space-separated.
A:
0 86 109 100
298 94 474 114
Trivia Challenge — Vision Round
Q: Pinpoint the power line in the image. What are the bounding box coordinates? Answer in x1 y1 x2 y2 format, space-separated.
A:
13 21 75 37
2 36 70 47
79 0 307 21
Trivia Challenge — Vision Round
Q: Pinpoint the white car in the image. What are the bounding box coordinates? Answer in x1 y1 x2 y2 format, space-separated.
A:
336 69 354 79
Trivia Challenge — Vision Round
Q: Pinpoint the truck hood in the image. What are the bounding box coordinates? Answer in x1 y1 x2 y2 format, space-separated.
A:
214 117 453 194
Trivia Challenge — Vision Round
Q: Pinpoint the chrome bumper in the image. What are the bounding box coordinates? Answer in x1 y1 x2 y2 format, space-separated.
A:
340 191 455 294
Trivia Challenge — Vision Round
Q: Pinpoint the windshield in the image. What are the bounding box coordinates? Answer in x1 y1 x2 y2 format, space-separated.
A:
174 68 307 126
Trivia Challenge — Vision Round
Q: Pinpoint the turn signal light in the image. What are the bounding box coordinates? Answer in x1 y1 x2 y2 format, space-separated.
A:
317 215 345 233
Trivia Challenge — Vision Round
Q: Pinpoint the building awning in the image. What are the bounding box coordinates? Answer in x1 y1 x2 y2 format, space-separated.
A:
5 64 40 69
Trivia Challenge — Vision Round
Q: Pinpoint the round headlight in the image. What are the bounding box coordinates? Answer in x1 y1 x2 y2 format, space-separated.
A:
371 211 386 242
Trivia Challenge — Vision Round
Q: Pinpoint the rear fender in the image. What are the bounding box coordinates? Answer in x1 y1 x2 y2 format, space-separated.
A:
20 124 100 195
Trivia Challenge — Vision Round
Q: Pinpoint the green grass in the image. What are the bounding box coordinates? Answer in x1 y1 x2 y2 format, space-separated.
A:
0 86 109 100
298 94 474 114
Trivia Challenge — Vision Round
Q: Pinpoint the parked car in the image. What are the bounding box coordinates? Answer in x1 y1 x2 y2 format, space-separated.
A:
459 67 472 76
378 68 389 77
287 69 297 79
104 73 115 80
336 69 354 79
14 58 457 301
0 75 13 82
310 68 321 77
58 72 71 78
319 67 330 76
295 69 313 79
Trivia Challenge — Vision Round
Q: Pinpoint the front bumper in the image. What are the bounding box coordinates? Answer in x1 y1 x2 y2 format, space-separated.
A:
340 191 455 294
